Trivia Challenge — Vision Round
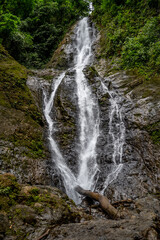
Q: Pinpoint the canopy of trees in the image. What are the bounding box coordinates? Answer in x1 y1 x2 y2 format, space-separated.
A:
92 0 160 78
93 0 159 11
0 0 89 68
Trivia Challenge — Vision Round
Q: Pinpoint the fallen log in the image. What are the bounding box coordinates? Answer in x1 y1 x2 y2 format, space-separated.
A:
75 186 122 219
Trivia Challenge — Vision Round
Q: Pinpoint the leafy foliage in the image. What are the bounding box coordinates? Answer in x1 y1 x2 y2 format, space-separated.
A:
0 0 36 19
92 0 160 78
0 0 89 68
122 18 160 72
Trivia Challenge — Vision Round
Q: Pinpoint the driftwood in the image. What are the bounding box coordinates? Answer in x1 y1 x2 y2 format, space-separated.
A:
36 229 50 240
75 186 122 219
112 199 134 207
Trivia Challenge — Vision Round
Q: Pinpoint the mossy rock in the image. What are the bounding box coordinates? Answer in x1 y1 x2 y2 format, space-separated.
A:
0 45 45 162
0 174 91 239
145 121 160 144
84 65 99 83
0 173 19 190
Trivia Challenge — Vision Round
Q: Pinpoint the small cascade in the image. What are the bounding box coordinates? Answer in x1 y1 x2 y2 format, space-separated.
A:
89 2 94 14
43 73 79 202
100 81 125 194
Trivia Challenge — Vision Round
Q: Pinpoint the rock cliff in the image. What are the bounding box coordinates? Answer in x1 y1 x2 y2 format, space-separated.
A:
0 15 160 239
0 45 50 185
28 19 160 201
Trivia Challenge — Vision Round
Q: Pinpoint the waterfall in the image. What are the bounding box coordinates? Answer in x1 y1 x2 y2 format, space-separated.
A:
75 18 100 191
43 73 79 202
42 16 125 203
100 81 125 194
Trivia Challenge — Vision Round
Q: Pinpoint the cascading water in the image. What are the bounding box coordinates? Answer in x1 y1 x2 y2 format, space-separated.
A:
75 18 100 191
43 17 99 203
42 14 125 203
43 73 79 202
100 81 125 194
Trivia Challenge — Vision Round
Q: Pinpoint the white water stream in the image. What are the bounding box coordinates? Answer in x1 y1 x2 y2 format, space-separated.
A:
43 73 79 202
43 16 125 203
75 18 100 191
100 81 125 194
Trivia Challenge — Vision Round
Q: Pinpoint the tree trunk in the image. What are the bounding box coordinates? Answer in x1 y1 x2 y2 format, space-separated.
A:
75 186 121 219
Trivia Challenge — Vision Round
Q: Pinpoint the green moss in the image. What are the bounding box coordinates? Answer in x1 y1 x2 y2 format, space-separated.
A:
83 66 99 86
42 75 54 81
4 128 45 159
49 48 67 70
0 92 11 107
0 174 20 211
142 89 153 98
145 121 160 144
0 174 20 190
150 130 160 144
99 92 110 106
0 174 91 239
0 187 12 195
25 195 41 206
88 66 98 78
29 188 40 196
0 45 45 159
0 44 43 124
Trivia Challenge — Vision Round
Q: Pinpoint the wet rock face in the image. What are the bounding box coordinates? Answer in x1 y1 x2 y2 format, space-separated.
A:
28 18 159 201
47 24 77 70
93 58 160 201
0 140 50 185
54 70 79 170
0 45 50 186
45 70 80 190
27 19 98 192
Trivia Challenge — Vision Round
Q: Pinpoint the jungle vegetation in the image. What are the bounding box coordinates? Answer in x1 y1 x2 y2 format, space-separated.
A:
1 0 160 78
92 0 160 79
0 0 89 68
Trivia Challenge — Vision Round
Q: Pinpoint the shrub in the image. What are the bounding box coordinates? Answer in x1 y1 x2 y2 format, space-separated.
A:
122 37 148 68
121 17 160 74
